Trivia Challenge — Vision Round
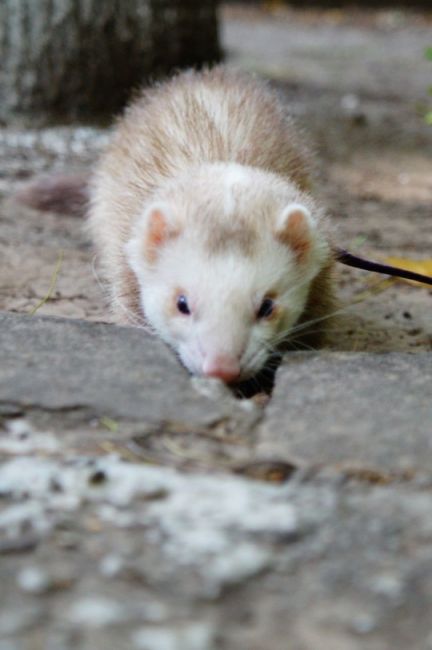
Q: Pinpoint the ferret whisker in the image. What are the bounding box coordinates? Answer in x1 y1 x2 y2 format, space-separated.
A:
113 298 147 328
252 291 370 358
113 296 150 330
264 357 281 369
91 255 111 300
250 376 262 391
260 366 279 381
91 257 153 330
233 384 249 399
257 299 369 368
259 347 279 363
270 294 370 348
289 338 318 352
244 338 280 373
289 279 396 338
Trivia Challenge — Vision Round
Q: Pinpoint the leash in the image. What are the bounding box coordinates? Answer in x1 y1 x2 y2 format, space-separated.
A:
334 248 432 287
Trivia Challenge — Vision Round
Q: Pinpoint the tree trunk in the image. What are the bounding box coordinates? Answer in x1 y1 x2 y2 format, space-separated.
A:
0 0 221 122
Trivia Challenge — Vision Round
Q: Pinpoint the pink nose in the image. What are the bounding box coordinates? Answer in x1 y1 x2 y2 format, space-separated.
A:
202 355 241 383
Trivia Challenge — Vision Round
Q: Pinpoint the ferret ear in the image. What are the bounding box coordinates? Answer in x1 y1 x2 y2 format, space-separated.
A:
143 203 179 262
125 202 179 271
275 203 313 263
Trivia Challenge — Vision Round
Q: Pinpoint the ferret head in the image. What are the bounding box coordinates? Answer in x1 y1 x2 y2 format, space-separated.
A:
126 164 331 382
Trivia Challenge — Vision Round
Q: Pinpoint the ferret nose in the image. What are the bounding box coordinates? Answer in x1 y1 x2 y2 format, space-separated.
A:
202 355 241 383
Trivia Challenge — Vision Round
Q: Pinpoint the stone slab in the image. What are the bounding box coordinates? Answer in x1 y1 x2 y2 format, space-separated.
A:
0 311 249 429
256 351 432 474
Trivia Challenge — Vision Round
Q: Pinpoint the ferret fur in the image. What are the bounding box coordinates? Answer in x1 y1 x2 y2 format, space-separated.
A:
88 67 335 379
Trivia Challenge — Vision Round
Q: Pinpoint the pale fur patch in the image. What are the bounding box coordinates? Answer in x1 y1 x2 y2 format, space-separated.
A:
222 163 249 217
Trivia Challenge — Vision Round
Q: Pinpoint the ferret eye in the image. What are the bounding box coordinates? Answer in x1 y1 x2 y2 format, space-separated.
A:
176 294 191 315
257 298 274 319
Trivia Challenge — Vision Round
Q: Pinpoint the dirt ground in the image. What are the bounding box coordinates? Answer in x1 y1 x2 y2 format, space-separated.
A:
0 4 431 353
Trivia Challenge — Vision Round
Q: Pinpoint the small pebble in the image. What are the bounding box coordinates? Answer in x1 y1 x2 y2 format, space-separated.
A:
99 553 123 577
370 573 403 599
17 566 50 594
341 93 359 113
67 596 125 627
88 469 107 485
132 623 214 650
350 613 376 635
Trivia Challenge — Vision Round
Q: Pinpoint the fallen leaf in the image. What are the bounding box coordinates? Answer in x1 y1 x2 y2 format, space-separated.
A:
100 416 119 433
384 257 432 286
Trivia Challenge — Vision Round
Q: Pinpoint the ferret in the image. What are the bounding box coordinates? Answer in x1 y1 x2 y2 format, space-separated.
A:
22 67 337 383
87 66 335 382
85 67 334 383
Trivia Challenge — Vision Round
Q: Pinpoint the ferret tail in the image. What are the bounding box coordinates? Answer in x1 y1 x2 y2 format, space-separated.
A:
15 173 89 217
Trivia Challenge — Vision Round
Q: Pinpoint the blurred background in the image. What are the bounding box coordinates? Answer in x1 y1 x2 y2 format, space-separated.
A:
0 0 430 121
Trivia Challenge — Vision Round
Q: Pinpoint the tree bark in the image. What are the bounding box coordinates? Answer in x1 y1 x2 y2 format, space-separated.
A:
0 0 221 122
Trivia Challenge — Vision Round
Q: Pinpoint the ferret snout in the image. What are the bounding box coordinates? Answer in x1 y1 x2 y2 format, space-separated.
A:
202 354 241 383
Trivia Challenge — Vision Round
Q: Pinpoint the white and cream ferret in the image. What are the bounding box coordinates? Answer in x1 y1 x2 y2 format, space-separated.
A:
88 67 335 382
